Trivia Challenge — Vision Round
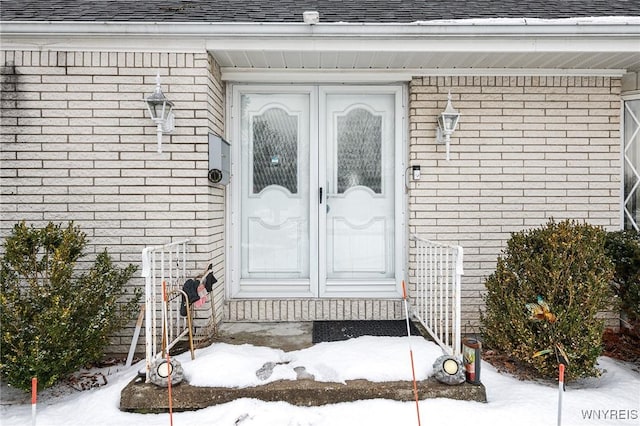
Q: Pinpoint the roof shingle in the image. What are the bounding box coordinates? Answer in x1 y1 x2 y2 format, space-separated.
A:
1 0 639 23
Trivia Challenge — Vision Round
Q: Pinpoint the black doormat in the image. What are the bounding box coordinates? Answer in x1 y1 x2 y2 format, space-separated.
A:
312 320 421 344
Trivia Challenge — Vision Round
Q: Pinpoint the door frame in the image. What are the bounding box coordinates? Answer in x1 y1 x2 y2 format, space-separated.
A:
227 84 406 299
319 85 405 298
229 85 318 298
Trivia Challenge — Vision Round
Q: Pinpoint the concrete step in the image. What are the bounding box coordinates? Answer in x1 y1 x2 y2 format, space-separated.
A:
120 376 486 413
120 322 487 412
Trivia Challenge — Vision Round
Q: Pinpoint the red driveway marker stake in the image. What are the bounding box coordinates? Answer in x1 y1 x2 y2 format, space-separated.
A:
31 377 37 426
402 280 422 426
162 280 174 426
166 351 174 426
557 363 565 426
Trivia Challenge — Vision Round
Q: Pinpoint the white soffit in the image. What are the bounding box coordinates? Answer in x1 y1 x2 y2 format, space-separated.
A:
215 51 636 80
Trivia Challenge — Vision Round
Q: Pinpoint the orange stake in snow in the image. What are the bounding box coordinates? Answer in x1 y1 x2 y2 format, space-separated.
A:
162 280 174 426
31 377 37 426
166 351 174 426
557 363 565 426
402 280 422 426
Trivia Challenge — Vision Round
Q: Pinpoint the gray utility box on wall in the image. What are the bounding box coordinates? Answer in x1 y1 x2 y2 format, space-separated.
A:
208 133 230 185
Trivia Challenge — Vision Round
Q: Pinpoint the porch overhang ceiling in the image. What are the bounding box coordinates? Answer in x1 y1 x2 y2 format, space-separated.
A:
2 18 640 80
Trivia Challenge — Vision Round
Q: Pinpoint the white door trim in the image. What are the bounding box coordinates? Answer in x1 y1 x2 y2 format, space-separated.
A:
228 84 405 299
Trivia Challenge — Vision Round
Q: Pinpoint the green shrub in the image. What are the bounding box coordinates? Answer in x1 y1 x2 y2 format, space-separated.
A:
480 219 614 381
0 221 140 391
604 230 640 325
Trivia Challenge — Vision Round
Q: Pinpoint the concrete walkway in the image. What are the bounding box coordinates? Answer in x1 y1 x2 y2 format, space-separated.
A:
215 322 314 352
120 322 486 413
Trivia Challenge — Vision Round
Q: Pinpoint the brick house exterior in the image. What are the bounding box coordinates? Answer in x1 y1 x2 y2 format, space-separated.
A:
408 76 624 326
1 1 639 355
1 51 228 353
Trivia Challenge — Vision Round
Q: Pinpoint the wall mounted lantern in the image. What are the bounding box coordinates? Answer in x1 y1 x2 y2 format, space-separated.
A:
436 91 461 161
144 73 175 153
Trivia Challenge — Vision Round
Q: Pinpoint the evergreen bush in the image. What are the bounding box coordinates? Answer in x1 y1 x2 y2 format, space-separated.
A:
0 221 140 391
604 230 640 325
480 219 614 381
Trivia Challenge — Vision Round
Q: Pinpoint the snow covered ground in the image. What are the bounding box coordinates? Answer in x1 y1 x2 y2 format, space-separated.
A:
1 336 638 426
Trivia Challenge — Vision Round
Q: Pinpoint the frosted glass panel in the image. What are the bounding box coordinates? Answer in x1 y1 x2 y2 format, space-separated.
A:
247 218 303 273
252 108 298 194
324 93 396 287
240 93 310 282
332 217 386 273
337 108 382 194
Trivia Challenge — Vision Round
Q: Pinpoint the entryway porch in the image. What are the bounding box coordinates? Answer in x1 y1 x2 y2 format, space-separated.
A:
120 322 486 413
128 235 471 412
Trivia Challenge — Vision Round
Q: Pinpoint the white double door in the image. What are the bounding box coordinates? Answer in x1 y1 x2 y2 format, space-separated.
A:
232 86 403 298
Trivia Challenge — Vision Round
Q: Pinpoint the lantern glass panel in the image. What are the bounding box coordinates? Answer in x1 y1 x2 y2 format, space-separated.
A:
442 113 459 133
150 102 162 120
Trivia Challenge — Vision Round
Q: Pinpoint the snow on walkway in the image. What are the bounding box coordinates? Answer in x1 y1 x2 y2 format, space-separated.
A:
1 336 638 426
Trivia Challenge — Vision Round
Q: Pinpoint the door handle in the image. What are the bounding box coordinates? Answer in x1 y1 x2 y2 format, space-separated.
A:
319 187 323 204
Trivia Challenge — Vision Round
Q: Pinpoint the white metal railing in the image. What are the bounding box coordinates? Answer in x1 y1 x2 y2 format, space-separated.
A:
141 239 194 382
410 234 463 356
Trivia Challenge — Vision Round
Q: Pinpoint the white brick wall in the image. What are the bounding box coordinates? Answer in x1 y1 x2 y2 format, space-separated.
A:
224 299 403 322
0 50 225 355
408 75 622 331
191 56 226 342
1 54 624 342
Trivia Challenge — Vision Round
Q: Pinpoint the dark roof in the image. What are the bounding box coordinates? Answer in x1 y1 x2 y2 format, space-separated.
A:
1 0 639 23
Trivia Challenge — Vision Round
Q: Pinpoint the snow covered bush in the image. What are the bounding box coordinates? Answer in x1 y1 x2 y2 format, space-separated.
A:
604 229 640 326
0 221 140 391
480 219 614 381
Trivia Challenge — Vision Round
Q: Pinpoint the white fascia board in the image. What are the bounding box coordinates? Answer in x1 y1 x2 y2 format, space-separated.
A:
3 34 638 55
221 67 628 83
2 35 208 53
2 17 640 36
1 19 640 53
